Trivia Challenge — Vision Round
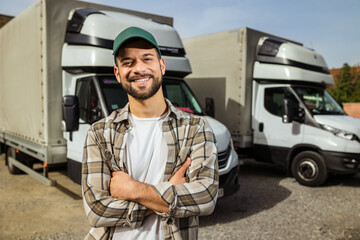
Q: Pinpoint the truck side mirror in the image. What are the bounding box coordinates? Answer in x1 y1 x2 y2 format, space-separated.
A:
205 97 215 117
62 95 79 132
282 98 305 123
282 98 294 123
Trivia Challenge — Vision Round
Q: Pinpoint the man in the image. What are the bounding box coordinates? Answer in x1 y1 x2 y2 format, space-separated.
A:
82 26 219 240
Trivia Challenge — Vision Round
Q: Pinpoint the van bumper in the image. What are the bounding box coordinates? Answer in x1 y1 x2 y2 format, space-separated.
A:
322 150 360 174
219 165 240 197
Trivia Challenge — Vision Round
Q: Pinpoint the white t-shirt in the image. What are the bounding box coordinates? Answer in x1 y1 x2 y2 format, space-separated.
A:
113 113 167 240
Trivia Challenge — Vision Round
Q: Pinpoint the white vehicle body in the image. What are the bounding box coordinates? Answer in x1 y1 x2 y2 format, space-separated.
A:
0 0 239 195
184 27 360 186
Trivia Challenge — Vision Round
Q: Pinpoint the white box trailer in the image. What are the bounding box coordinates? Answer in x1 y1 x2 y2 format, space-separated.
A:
0 0 239 196
184 27 360 186
184 28 302 143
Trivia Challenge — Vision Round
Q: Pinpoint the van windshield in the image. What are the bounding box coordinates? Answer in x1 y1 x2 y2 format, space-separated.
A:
97 76 203 115
162 78 203 115
292 86 345 115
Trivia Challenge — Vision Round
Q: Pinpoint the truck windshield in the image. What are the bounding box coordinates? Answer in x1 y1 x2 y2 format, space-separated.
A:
97 76 203 115
162 78 203 115
292 86 345 115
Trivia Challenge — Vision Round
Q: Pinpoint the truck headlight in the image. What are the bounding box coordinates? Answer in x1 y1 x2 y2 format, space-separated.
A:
320 124 360 142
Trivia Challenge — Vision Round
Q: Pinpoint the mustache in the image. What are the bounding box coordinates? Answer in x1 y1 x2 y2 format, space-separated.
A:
128 74 153 81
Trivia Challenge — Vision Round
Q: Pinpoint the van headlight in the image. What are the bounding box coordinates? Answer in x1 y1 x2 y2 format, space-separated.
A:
320 124 360 142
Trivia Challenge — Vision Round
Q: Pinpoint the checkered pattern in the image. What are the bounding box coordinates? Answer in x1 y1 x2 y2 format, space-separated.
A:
82 99 219 240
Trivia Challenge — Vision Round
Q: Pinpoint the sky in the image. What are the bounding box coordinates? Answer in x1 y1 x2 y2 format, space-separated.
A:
1 0 359 69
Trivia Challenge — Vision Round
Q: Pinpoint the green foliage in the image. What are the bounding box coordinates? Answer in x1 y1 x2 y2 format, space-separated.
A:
350 73 360 102
328 63 360 103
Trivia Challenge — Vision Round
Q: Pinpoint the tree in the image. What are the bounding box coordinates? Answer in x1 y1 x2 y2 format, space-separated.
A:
328 63 360 104
349 69 360 102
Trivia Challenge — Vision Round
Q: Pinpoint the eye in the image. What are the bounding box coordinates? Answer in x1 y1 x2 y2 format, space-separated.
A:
122 60 132 67
143 54 155 62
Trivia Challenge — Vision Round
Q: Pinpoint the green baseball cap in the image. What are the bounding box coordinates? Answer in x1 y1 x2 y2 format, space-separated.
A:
112 26 161 63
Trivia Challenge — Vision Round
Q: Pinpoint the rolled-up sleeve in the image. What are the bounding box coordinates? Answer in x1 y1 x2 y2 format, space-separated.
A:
152 117 219 222
82 125 147 228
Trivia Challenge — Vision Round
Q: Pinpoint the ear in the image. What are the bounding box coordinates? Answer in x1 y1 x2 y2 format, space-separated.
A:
160 58 166 75
114 66 121 83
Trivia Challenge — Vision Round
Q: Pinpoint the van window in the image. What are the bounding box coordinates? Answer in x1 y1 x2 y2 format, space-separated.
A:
264 88 285 117
98 77 128 111
292 86 345 115
93 76 204 116
163 79 203 115
164 84 183 107
76 80 90 122
75 79 102 123
264 87 297 117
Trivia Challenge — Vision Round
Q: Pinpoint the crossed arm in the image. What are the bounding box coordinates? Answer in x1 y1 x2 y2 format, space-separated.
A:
109 157 191 215
82 118 218 228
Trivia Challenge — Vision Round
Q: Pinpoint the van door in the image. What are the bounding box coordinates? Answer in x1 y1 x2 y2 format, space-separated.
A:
65 77 104 183
253 84 304 167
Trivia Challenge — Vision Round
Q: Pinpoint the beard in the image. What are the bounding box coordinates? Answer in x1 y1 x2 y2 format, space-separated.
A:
122 74 162 100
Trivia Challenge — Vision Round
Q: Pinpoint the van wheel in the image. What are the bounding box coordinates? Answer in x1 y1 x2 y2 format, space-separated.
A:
291 151 328 187
7 147 23 174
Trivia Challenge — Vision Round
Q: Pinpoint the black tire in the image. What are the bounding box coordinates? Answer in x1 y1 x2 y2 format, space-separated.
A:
291 151 328 187
7 147 22 174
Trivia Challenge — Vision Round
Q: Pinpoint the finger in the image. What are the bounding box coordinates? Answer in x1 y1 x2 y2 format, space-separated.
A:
176 157 191 176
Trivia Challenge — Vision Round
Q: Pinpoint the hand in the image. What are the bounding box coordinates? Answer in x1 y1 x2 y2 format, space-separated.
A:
169 157 191 185
145 209 154 217
110 171 136 200
110 171 169 213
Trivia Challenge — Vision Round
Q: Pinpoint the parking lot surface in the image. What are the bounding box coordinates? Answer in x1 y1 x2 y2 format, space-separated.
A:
0 155 359 240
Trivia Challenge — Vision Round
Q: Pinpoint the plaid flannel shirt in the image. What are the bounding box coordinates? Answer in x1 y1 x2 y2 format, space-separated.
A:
82 99 219 240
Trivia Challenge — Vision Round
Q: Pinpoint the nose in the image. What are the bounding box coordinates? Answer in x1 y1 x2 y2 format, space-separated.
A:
132 60 146 74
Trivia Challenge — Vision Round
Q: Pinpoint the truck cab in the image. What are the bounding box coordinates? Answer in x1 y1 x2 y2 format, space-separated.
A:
252 38 360 186
61 9 239 196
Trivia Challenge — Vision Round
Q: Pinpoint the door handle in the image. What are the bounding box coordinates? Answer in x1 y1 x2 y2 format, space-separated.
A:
259 123 264 132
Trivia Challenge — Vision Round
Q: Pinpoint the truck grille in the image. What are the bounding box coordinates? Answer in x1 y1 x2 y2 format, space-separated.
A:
218 146 230 169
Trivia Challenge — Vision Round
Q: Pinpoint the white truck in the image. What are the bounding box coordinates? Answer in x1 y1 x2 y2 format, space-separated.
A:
0 0 239 196
183 27 360 186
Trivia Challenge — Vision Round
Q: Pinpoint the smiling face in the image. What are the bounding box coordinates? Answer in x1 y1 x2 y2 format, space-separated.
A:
114 38 166 100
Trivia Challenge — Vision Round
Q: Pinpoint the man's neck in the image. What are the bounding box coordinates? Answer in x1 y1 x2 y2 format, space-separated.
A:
128 91 167 118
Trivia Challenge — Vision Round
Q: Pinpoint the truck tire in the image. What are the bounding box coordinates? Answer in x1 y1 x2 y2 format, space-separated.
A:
291 151 328 187
7 147 23 174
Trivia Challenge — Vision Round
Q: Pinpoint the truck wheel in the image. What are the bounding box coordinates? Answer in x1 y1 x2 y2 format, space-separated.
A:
291 151 328 187
7 147 22 174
